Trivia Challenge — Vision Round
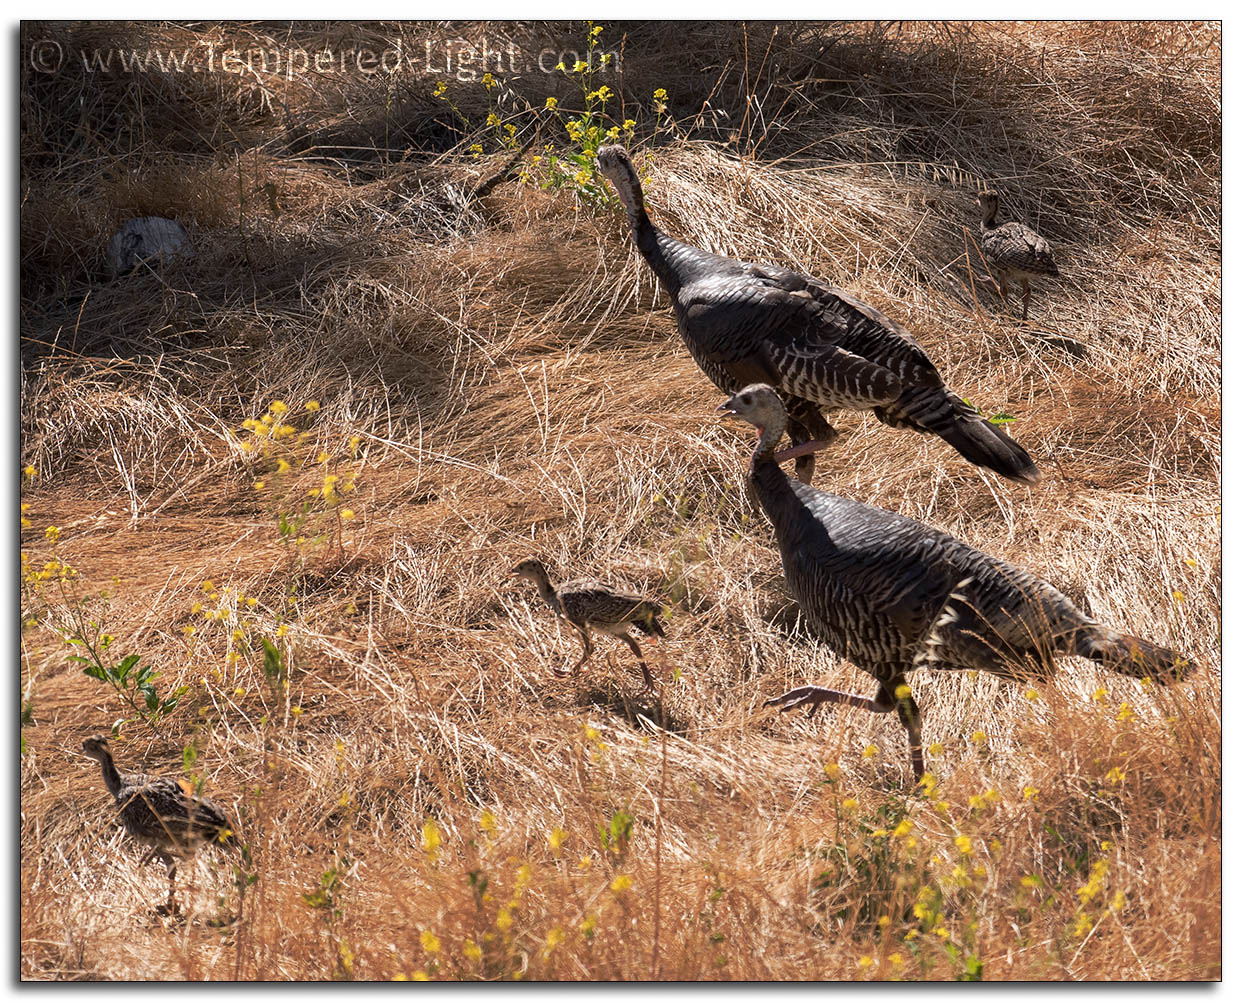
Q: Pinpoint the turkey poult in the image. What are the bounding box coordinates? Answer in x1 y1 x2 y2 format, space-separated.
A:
513 559 665 689
719 384 1195 778
595 145 1039 486
81 734 232 915
975 190 1060 320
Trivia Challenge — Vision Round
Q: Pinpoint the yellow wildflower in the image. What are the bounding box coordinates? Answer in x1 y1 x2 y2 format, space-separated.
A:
44 525 60 543
420 930 441 953
842 798 858 812
1024 688 1040 701
269 400 288 415
653 88 668 100
463 940 482 962
253 480 265 490
955 835 973 855
304 400 320 411
1092 686 1108 703
857 955 874 969
927 742 944 756
1023 785 1039 800
1105 766 1125 784
544 96 558 110
823 762 840 780
495 908 513 932
276 458 290 474
610 874 633 893
1116 703 1134 723
862 744 878 759
23 466 37 478
422 820 442 855
971 730 987 745
547 827 567 851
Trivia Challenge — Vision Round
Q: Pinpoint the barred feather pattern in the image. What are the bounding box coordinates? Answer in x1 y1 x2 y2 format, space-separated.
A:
557 580 666 636
82 735 231 858
978 191 1060 282
595 145 1040 483
730 387 1195 689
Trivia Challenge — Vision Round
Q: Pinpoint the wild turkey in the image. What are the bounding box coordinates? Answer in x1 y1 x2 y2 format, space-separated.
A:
513 559 665 689
975 190 1059 320
81 734 232 915
718 384 1195 777
594 145 1040 486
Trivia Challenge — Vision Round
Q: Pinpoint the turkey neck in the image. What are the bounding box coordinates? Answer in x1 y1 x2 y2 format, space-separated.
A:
979 201 999 230
94 750 126 800
747 421 798 528
612 167 683 292
529 566 561 612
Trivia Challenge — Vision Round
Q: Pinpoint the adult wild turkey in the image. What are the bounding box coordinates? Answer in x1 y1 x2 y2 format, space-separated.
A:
595 145 1040 486
513 559 665 689
82 734 232 915
976 190 1060 320
718 384 1194 777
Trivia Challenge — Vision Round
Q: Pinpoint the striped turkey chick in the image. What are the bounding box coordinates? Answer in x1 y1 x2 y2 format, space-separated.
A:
82 734 232 915
719 384 1195 778
514 559 665 689
976 190 1060 320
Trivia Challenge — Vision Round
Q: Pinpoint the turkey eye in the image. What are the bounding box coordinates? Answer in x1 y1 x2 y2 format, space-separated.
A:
741 394 752 405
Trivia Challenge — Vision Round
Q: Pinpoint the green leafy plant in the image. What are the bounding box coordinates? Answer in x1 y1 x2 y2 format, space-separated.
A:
72 640 188 737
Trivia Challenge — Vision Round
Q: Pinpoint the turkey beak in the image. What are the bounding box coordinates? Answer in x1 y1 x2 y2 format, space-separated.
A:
717 400 739 419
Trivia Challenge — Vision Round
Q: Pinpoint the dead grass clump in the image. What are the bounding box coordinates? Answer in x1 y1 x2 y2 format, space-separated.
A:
21 19 1218 982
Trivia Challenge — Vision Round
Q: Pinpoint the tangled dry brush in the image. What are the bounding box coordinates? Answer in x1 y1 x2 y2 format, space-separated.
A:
20 21 1219 980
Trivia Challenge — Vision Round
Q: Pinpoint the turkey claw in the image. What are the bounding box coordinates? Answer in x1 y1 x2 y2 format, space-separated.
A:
764 686 832 716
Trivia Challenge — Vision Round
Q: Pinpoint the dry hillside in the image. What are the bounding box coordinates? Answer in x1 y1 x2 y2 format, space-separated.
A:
20 21 1220 980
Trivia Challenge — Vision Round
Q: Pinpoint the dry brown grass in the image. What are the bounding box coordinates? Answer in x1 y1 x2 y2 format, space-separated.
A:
20 20 1219 981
